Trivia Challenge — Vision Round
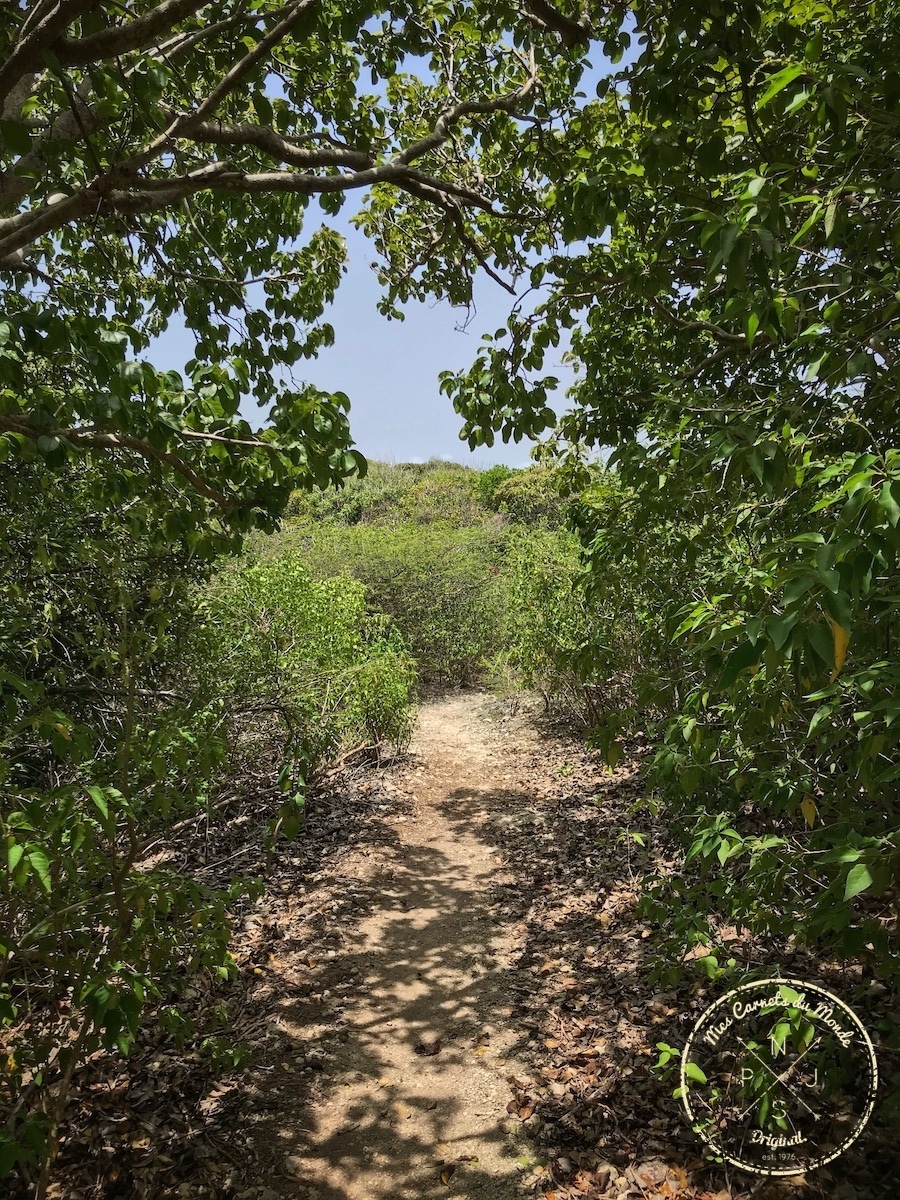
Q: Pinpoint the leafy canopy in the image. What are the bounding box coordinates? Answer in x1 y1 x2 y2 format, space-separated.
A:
447 0 900 976
0 0 594 542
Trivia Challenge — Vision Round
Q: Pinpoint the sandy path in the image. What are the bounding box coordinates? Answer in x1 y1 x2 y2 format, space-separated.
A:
282 694 535 1200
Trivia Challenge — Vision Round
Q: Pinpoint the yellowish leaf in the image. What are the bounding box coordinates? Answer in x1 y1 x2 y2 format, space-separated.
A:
827 619 850 682
800 795 817 828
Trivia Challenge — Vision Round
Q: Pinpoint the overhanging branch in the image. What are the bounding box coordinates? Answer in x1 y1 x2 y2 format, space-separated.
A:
0 414 234 509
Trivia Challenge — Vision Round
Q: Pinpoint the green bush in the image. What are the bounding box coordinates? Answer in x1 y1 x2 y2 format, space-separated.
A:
200 556 417 767
0 459 416 1184
0 459 241 1182
397 465 482 526
573 436 900 989
475 464 518 510
492 465 573 528
283 458 484 529
274 523 510 685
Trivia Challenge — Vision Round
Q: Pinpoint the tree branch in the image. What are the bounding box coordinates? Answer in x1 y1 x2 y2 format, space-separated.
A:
0 20 533 269
55 0 211 66
0 0 95 113
0 415 233 508
394 49 538 167
127 0 321 171
521 0 592 47
184 117 373 171
650 296 750 345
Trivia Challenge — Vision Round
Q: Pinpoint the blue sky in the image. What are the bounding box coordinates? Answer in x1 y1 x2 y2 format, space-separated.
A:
146 34 634 470
151 208 575 470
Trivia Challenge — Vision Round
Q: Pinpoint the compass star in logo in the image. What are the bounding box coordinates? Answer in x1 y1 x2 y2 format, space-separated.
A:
680 978 878 1177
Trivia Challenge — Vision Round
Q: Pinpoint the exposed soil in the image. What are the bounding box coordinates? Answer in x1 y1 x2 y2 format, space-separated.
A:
241 693 543 1200
26 692 899 1200
233 693 897 1200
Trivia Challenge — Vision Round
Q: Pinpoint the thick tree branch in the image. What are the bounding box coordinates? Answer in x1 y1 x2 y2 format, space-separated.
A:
55 0 211 66
185 118 373 171
128 0 321 171
521 0 592 47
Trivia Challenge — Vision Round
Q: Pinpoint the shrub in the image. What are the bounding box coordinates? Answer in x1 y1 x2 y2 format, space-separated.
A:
492 465 573 528
501 523 637 737
475 464 518 510
277 523 510 686
200 556 417 767
0 460 415 1186
283 459 484 529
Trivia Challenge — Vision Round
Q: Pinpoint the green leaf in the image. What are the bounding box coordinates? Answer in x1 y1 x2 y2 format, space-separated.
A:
684 1060 707 1084
879 480 900 527
251 92 273 124
844 862 873 900
27 850 51 893
768 611 798 650
720 640 760 688
86 785 109 819
0 118 32 155
757 65 807 108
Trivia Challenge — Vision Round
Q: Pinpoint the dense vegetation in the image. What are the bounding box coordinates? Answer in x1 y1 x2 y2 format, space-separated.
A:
1 0 898 1190
274 459 603 702
0 455 417 1184
446 0 900 995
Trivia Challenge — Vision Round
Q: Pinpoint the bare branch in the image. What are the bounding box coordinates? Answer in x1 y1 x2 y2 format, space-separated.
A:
679 344 742 382
152 10 269 64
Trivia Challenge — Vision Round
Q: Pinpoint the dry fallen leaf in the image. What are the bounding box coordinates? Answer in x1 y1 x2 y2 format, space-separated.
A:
415 1038 443 1056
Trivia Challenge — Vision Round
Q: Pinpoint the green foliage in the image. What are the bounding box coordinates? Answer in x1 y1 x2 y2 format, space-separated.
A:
0 2 586 526
0 457 414 1183
201 555 417 768
492 465 573 528
475 464 518 510
445 2 900 989
277 462 610 703
285 459 490 528
0 458 239 1180
397 464 483 527
281 523 509 686
501 528 605 726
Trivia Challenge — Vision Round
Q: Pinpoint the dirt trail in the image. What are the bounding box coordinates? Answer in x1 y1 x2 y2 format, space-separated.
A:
278 694 538 1199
